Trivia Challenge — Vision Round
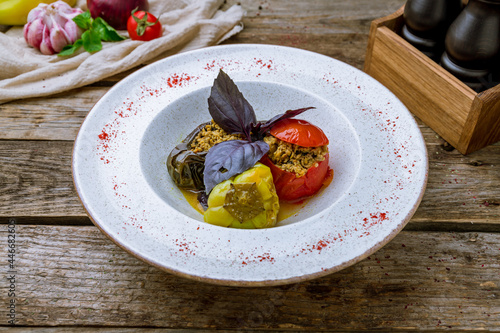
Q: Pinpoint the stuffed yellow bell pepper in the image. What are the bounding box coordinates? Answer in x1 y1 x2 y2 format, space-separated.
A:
204 163 280 229
0 0 76 25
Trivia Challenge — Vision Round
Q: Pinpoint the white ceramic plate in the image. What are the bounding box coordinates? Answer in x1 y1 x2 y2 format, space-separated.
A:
73 44 428 286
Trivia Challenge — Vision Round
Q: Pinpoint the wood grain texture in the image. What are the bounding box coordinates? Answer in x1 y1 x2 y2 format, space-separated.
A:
0 88 103 141
0 225 499 330
364 8 500 155
364 5 404 74
0 67 142 141
366 26 475 149
225 0 406 69
0 1 498 330
0 326 189 333
0 137 499 227
0 329 198 332
0 0 406 141
460 84 500 154
0 141 81 217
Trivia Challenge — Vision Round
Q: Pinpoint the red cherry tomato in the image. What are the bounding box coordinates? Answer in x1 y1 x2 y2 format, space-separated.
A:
270 119 329 147
260 153 331 202
127 10 162 41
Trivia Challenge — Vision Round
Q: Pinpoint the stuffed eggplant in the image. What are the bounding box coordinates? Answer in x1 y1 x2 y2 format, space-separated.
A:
167 123 208 192
167 121 243 193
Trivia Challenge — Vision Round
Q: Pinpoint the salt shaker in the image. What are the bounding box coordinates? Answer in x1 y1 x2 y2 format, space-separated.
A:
440 0 500 91
401 0 463 61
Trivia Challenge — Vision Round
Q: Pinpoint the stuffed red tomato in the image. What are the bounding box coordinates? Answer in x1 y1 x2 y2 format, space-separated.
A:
261 118 331 202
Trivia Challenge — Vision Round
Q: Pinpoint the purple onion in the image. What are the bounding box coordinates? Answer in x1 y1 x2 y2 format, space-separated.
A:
87 0 149 30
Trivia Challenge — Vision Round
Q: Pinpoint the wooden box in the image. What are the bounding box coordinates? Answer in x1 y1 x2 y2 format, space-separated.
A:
364 7 500 155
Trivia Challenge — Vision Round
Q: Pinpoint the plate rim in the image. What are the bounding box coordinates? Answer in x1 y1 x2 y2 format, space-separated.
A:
72 43 429 286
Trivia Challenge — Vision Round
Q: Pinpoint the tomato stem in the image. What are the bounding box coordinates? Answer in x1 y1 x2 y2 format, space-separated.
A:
131 8 159 37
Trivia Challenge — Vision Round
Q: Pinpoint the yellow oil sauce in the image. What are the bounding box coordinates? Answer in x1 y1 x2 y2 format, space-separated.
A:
181 190 205 215
276 200 307 221
181 189 306 223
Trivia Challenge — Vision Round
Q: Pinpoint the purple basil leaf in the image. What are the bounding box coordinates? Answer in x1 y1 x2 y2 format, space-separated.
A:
203 140 270 194
208 70 257 141
256 107 315 136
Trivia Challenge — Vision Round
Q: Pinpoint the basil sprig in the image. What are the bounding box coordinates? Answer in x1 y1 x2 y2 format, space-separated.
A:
59 11 126 56
203 70 314 194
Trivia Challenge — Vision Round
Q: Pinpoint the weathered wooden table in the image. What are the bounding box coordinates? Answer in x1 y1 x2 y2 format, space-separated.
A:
1 0 499 331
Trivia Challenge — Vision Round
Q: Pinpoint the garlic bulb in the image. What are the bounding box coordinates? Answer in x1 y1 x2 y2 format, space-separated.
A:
23 1 83 55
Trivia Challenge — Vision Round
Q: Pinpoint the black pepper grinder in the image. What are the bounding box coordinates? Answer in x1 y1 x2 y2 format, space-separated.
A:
401 0 463 61
440 0 500 92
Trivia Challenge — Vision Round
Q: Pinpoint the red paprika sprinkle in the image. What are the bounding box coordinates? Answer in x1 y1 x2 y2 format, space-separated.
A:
98 130 109 140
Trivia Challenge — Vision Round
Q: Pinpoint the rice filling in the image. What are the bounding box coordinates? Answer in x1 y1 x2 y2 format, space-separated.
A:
190 121 244 153
263 136 328 177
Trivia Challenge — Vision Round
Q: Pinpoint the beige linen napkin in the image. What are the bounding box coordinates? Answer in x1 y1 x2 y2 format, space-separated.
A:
0 0 244 104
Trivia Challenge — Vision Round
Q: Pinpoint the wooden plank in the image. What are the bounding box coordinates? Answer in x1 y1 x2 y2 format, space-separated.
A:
0 329 209 333
460 84 500 154
0 139 499 227
0 87 104 141
0 141 82 218
411 142 500 227
0 225 499 329
0 67 145 141
226 1 405 68
224 0 406 31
